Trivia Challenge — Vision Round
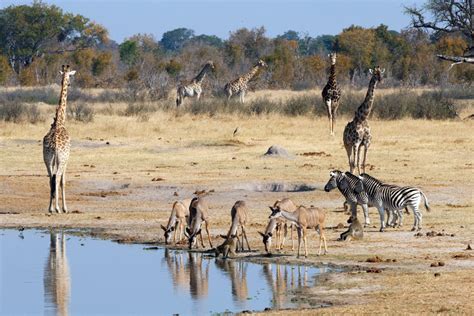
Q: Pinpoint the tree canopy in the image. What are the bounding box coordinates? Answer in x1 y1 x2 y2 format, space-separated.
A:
0 1 108 74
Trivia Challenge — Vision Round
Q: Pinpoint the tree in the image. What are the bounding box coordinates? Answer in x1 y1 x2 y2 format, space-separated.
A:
336 26 376 82
405 0 474 67
119 40 139 66
277 30 300 41
0 1 108 75
160 28 195 52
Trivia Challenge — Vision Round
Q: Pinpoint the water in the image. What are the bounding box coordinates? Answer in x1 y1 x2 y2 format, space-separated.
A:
0 229 334 315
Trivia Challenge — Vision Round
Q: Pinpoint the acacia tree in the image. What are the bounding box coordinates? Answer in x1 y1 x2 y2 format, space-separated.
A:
405 0 473 67
0 1 108 75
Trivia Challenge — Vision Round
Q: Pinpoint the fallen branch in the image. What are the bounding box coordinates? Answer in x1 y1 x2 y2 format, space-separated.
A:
437 54 474 69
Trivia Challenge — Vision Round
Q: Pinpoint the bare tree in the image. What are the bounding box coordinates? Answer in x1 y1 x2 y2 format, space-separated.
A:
405 0 473 68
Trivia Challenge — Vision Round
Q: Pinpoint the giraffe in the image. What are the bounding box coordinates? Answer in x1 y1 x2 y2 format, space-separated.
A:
321 53 342 136
43 65 76 213
224 59 267 103
176 61 215 107
343 66 385 174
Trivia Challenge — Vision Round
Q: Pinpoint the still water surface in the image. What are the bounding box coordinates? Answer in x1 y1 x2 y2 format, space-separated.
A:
0 229 333 315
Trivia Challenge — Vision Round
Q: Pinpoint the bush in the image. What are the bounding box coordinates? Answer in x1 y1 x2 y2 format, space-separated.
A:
283 95 316 116
67 103 94 122
0 101 25 122
0 101 43 123
124 102 157 116
247 98 279 115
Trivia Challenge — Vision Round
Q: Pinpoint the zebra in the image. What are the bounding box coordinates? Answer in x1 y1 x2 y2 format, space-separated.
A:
359 173 431 232
324 170 371 226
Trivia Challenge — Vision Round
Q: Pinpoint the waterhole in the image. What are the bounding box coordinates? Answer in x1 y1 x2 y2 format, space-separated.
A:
1 229 335 315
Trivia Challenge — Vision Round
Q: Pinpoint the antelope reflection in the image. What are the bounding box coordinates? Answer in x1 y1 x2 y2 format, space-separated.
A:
262 263 309 309
215 259 249 305
162 250 209 299
43 231 70 316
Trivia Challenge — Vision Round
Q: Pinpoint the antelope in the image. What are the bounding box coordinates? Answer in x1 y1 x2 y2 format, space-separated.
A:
161 199 191 244
258 198 296 253
269 205 327 258
185 197 213 249
226 200 251 252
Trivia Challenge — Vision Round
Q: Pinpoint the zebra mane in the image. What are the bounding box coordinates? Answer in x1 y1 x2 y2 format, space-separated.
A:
344 172 361 182
361 173 384 184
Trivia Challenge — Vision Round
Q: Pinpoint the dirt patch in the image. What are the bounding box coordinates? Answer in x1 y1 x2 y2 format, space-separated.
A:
235 182 317 192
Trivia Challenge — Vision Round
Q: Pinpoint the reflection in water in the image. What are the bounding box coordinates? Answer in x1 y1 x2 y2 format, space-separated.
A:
215 259 249 306
162 249 210 299
43 231 70 316
262 263 311 309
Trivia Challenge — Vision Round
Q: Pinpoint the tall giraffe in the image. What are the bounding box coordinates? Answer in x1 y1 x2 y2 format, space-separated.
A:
343 66 384 174
176 61 215 107
321 53 342 135
43 65 76 213
224 59 267 103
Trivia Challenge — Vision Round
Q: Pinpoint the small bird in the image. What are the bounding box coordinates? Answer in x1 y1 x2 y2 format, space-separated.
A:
233 127 240 137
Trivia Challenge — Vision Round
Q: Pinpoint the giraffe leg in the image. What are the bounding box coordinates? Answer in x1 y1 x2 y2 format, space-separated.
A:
325 99 333 135
60 165 68 213
362 144 369 174
356 144 363 175
240 90 246 103
54 168 61 213
48 174 56 213
345 144 354 173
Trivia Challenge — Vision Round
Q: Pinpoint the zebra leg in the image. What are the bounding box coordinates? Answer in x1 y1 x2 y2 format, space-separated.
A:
411 205 422 231
361 204 370 227
378 206 386 232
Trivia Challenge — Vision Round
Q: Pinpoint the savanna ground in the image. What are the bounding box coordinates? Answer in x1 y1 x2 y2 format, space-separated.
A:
1 88 473 314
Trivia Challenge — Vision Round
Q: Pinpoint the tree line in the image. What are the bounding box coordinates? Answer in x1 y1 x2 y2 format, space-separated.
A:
0 1 472 97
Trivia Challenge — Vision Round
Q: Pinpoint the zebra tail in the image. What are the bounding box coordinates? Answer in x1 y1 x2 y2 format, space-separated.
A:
421 191 430 212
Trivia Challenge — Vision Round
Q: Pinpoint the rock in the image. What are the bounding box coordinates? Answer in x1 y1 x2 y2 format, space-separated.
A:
430 262 439 267
264 145 291 158
434 273 441 277
466 244 472 251
366 268 382 273
438 261 445 266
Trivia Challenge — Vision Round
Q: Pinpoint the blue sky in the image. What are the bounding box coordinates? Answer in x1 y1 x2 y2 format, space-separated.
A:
1 0 426 42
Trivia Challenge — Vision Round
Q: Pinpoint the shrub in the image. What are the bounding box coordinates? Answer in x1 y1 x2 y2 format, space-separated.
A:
283 95 316 116
0 100 25 122
247 98 278 115
124 102 157 116
67 103 94 122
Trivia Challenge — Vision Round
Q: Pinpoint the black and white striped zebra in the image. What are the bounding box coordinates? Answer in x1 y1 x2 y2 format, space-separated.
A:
359 173 431 231
324 170 371 226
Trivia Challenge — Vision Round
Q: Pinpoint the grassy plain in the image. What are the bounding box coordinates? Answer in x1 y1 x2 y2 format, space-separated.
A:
0 89 473 314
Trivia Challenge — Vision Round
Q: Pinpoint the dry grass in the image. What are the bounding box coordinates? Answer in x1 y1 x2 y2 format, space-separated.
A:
1 107 473 314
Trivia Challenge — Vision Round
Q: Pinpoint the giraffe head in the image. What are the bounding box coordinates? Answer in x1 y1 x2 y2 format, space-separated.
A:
255 59 268 68
328 53 337 65
368 66 385 83
60 65 76 86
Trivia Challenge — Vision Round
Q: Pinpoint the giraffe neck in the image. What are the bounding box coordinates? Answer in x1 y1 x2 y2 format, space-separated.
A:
194 64 211 84
354 76 378 123
241 65 261 84
328 63 337 87
54 79 69 127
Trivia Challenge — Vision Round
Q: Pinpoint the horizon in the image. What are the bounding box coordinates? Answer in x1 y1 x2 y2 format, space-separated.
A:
0 0 426 43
